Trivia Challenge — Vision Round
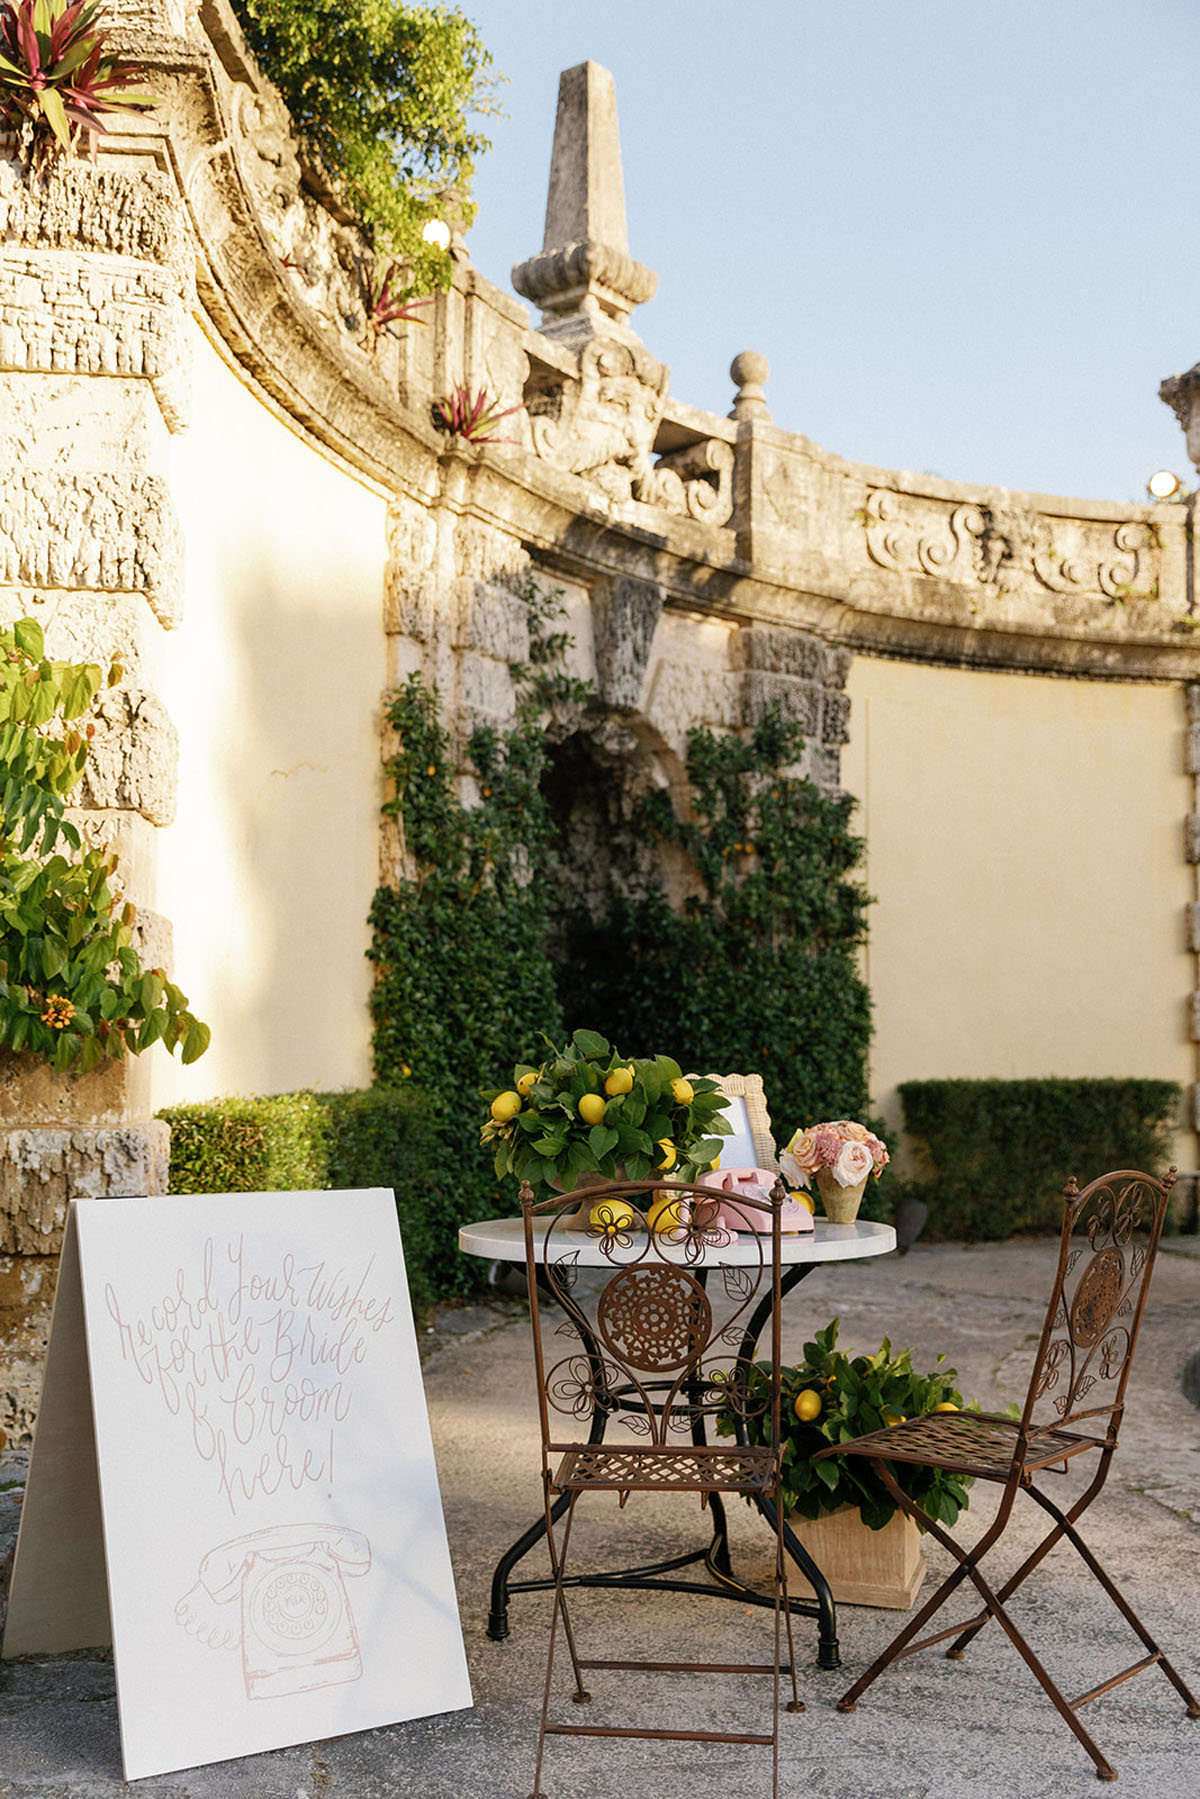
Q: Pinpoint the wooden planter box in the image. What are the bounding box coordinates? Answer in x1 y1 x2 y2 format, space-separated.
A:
787 1505 925 1610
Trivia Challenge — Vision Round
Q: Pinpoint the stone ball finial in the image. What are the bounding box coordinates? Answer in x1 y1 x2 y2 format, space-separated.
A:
730 350 771 422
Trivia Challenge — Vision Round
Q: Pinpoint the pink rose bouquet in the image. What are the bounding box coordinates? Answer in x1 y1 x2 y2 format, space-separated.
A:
781 1119 889 1190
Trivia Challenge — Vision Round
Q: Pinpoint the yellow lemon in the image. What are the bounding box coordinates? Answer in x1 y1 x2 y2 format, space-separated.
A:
516 1069 539 1097
655 1138 677 1171
791 1188 816 1214
577 1092 607 1125
589 1199 635 1230
670 1078 694 1106
793 1388 822 1423
604 1065 635 1096
647 1191 686 1233
932 1401 959 1413
490 1091 522 1123
882 1409 907 1428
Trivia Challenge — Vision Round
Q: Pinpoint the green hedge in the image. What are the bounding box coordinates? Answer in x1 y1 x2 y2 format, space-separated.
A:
159 1087 451 1315
896 1077 1182 1239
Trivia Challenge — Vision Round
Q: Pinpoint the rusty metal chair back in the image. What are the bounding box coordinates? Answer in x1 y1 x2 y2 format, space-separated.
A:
519 1176 800 1797
523 1179 782 1471
819 1167 1199 1782
1020 1168 1167 1454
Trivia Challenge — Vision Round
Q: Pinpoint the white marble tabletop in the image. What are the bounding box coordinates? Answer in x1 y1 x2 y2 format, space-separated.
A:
459 1213 896 1268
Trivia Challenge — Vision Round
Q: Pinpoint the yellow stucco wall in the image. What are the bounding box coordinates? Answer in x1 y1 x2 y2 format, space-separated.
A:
150 326 388 1108
840 655 1195 1170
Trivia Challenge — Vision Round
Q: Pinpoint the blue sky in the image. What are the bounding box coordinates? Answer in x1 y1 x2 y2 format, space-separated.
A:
456 0 1200 505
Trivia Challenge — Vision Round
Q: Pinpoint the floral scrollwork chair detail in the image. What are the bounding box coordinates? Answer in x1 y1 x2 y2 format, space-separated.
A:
520 1176 801 1798
817 1167 1199 1782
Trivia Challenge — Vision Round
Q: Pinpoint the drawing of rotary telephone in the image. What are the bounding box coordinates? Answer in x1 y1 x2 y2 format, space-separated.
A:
174 1523 371 1701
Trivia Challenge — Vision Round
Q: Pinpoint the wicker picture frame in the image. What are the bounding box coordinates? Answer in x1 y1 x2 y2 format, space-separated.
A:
695 1071 778 1171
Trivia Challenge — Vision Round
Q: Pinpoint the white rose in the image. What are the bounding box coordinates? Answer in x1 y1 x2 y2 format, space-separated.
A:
778 1149 810 1189
831 1139 873 1186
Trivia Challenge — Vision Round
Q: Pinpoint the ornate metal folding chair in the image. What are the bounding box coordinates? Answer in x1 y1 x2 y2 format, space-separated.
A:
819 1167 1199 1781
520 1176 802 1799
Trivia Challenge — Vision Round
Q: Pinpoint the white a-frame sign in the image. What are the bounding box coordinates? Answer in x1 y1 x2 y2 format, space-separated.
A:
2 1189 472 1781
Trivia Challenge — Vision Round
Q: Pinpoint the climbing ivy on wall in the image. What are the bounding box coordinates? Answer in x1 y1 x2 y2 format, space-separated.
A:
369 671 563 1109
367 580 585 1265
231 0 496 290
552 708 873 1146
368 589 873 1256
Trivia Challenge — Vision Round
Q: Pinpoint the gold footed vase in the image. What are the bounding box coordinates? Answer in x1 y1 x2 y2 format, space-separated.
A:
815 1166 868 1223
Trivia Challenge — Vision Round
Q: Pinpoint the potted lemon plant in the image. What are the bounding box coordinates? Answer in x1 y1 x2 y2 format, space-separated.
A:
481 1028 732 1193
718 1318 974 1609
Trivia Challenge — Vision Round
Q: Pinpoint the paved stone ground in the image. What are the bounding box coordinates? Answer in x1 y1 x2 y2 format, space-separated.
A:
1 1237 1197 1797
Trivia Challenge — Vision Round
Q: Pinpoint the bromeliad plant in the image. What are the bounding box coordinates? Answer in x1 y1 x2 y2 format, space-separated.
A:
365 260 434 340
481 1027 732 1192
431 383 521 445
716 1318 974 1532
0 0 156 170
0 617 209 1072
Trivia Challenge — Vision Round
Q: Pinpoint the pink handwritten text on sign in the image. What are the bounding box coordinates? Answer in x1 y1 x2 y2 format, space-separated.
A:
103 1237 397 1515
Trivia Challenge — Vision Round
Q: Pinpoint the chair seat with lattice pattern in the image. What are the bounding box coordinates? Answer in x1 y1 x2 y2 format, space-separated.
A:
521 1175 802 1798
825 1409 1106 1480
817 1168 1199 1783
553 1441 776 1498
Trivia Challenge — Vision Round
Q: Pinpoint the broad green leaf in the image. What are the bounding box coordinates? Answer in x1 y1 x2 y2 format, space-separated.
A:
181 1019 211 1064
13 619 43 661
588 1125 618 1159
27 681 57 728
571 1028 609 1059
60 664 101 720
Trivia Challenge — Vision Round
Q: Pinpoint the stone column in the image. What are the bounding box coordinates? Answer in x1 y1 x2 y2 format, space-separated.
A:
0 152 190 1442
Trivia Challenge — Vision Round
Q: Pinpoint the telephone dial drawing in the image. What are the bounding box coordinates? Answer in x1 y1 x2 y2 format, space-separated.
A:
174 1523 371 1700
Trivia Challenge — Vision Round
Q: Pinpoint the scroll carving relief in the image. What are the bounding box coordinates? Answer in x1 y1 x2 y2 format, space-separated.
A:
862 489 1159 601
649 439 734 527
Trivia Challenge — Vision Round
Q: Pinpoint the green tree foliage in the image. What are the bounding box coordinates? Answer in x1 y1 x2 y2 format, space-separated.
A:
554 707 873 1150
231 0 495 290
0 617 208 1071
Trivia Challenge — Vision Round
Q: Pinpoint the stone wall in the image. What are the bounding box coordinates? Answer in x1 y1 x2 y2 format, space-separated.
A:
3 4 1200 1437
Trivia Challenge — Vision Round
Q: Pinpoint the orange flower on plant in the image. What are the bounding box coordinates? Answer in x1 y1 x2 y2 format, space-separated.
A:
41 995 74 1030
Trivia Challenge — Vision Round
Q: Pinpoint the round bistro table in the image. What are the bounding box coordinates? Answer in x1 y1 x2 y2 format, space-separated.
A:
459 1212 896 1669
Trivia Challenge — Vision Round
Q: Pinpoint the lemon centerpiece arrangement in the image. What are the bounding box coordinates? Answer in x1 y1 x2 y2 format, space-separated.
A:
481 1028 732 1194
